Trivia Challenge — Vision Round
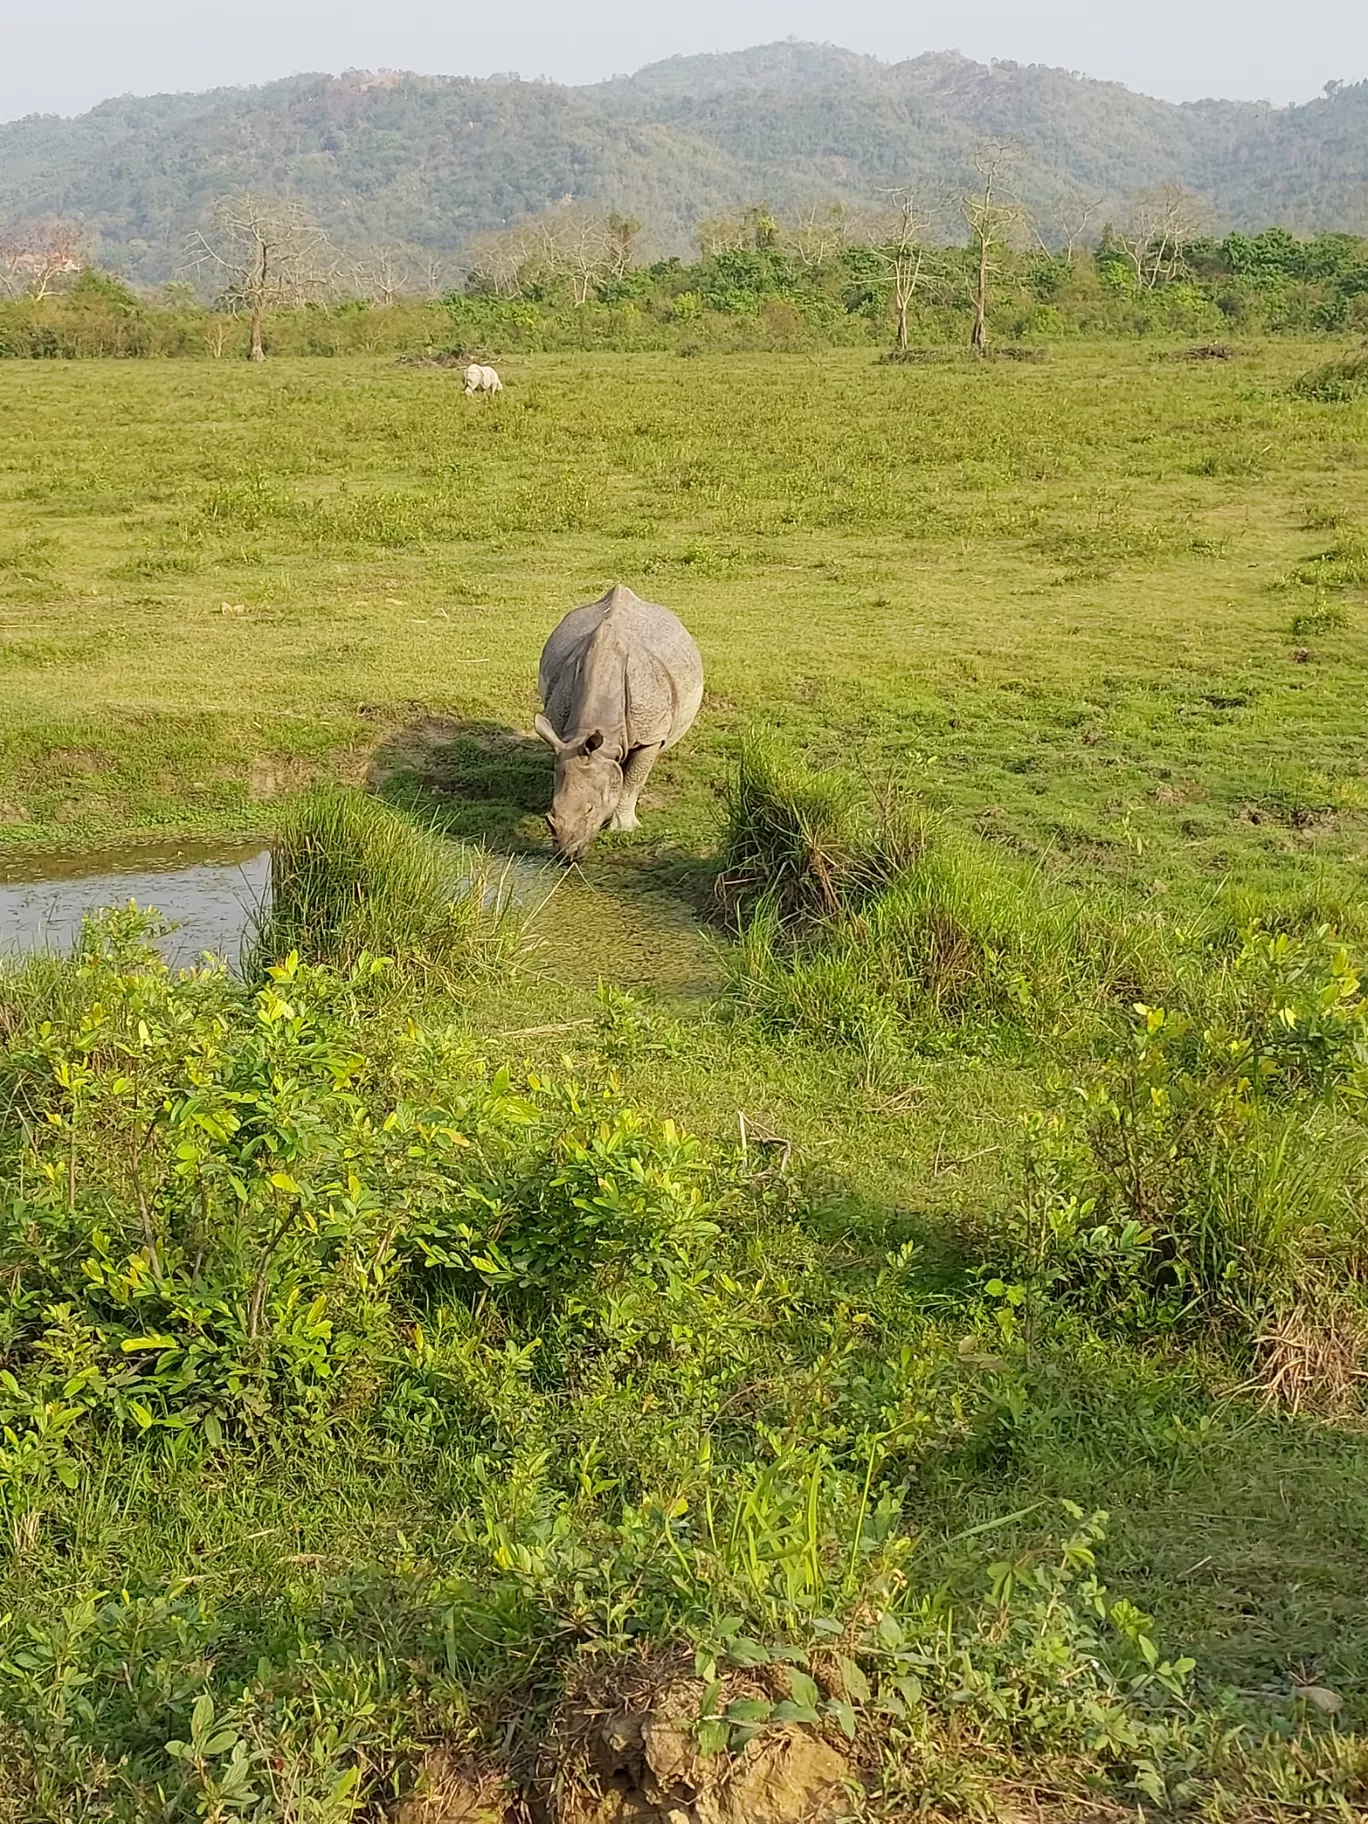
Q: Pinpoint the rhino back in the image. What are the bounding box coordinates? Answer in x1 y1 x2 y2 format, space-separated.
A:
539 588 702 750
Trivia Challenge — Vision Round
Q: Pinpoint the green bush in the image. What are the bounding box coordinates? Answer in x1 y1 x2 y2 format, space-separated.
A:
993 926 1368 1356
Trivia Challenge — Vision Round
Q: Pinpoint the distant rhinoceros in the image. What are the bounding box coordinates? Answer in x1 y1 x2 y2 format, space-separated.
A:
535 583 703 862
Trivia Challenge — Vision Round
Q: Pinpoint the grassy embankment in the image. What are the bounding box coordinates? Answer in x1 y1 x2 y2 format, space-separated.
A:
0 344 1366 1819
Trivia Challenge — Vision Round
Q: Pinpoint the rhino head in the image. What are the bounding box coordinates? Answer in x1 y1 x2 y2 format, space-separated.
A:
534 715 623 861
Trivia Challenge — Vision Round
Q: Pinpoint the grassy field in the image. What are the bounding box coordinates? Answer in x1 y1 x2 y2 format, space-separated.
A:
0 343 1366 1821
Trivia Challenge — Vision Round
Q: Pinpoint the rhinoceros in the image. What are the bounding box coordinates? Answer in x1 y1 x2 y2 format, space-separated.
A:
535 583 703 861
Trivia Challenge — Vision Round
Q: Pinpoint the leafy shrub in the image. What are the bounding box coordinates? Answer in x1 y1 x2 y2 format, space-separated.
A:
0 910 723 1477
993 926 1368 1362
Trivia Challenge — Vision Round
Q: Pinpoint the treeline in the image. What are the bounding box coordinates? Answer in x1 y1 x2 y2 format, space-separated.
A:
2 215 1366 360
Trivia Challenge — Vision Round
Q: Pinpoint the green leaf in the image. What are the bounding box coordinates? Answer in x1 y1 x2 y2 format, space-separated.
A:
726 1635 771 1667
827 1697 858 1739
771 1700 820 1725
190 1693 214 1745
837 1654 870 1704
787 1670 820 1710
724 1699 773 1723
203 1412 222 1449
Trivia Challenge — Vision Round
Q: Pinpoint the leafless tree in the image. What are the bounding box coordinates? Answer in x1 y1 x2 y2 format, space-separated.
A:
1115 185 1213 289
872 187 941 351
961 140 1027 354
1036 190 1107 265
792 202 852 270
696 213 749 257
350 244 416 306
0 220 88 300
466 221 533 297
182 194 337 361
468 205 640 303
418 253 456 300
604 213 642 280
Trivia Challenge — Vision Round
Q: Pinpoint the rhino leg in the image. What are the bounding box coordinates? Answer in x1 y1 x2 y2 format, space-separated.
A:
610 743 662 831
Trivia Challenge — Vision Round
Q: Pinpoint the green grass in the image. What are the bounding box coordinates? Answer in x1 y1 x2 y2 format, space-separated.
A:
0 343 1365 911
0 343 1367 1819
258 785 520 982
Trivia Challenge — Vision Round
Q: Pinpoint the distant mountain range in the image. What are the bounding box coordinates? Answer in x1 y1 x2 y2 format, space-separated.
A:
1 42 1365 285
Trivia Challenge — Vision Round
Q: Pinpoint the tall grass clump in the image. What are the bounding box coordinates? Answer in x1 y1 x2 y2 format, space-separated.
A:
722 740 1162 1061
1290 348 1368 402
717 735 922 929
256 786 520 982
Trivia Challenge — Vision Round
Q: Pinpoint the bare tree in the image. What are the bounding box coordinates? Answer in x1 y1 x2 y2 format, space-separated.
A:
1115 185 1212 289
1036 190 1107 265
183 195 336 361
604 213 642 280
467 206 639 303
467 221 534 297
418 253 456 300
872 187 940 351
696 213 749 257
791 202 852 270
0 220 88 300
555 210 617 305
961 140 1027 354
350 244 415 306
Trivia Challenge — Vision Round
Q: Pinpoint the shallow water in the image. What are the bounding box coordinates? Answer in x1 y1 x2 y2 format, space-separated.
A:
0 842 270 968
501 855 721 999
0 841 720 1000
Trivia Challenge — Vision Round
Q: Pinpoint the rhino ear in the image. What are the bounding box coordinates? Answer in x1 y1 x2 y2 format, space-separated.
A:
534 713 566 752
581 730 605 756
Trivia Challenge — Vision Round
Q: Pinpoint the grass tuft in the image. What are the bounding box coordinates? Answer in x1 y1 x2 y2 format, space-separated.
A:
255 786 520 981
1290 349 1368 402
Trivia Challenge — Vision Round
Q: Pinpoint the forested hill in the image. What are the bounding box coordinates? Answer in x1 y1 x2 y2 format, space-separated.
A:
2 42 1365 284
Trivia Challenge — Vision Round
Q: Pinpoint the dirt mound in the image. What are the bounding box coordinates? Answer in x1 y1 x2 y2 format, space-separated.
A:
393 1749 515 1823
543 1666 857 1824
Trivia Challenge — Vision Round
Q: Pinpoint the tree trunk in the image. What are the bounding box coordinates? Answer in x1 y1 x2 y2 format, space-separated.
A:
971 235 990 354
249 238 268 361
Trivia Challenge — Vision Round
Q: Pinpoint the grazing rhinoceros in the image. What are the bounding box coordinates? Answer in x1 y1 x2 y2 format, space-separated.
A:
535 583 703 862
463 363 503 394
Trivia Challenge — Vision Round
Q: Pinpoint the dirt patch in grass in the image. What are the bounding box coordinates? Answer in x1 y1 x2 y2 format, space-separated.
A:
537 1661 857 1824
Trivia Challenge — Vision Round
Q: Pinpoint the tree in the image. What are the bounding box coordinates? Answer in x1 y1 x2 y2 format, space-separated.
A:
467 206 640 304
791 202 852 271
183 195 336 361
605 213 642 280
961 141 1027 354
350 244 416 306
1115 185 1213 289
872 187 939 351
697 205 782 259
0 220 88 300
1037 189 1107 265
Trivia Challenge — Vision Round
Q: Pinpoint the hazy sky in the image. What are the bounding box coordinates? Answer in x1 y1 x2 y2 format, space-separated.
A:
0 0 1363 123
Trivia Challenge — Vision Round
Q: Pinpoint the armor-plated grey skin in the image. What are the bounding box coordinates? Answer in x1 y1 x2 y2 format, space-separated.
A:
535 583 704 862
